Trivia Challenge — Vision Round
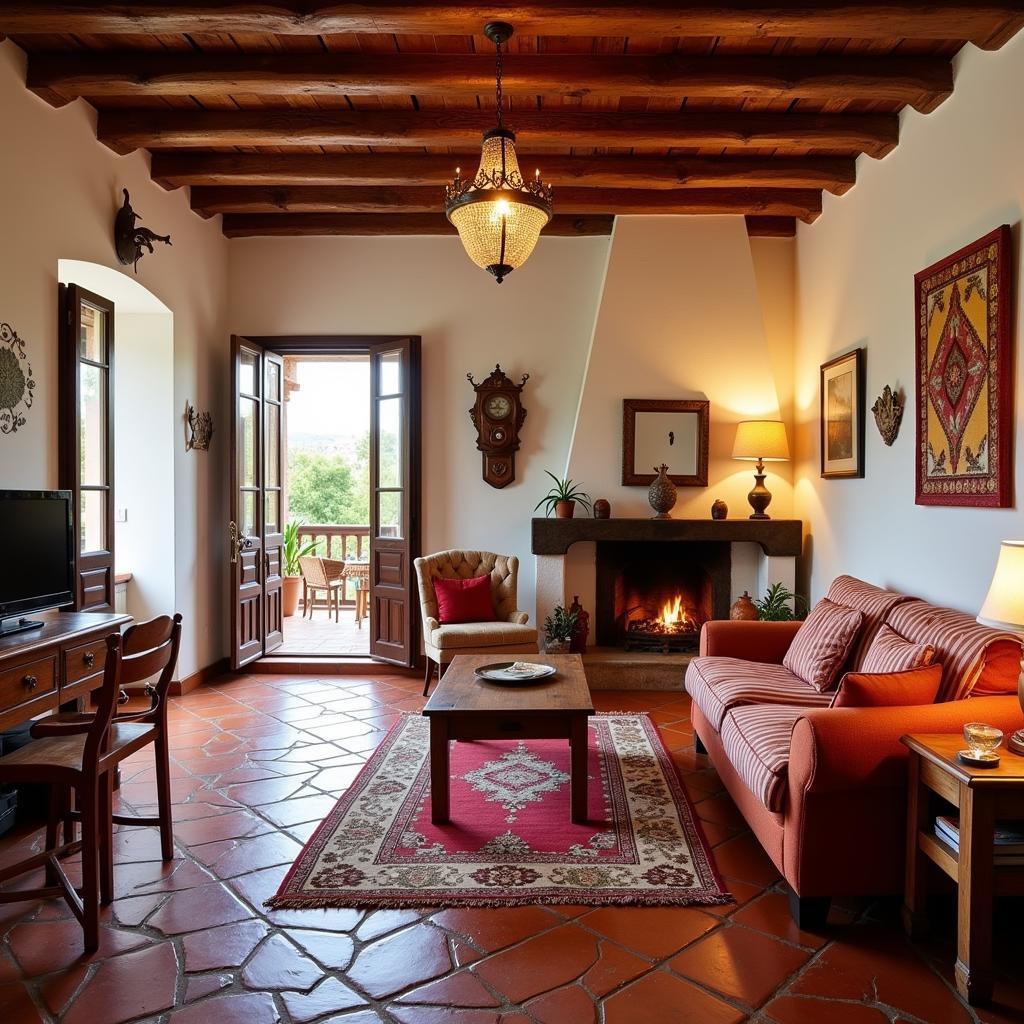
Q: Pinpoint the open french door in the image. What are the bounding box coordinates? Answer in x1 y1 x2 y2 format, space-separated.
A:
59 284 116 612
230 336 284 669
369 339 421 667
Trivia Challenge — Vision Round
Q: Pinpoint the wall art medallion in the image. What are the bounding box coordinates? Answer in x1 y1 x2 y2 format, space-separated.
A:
915 226 1012 507
820 348 865 479
184 401 214 451
0 322 35 435
871 384 904 447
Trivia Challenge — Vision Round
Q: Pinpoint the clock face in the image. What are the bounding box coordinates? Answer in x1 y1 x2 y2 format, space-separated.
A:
483 393 513 420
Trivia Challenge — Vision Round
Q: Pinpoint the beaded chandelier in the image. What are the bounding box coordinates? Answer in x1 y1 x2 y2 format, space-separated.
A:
444 23 554 284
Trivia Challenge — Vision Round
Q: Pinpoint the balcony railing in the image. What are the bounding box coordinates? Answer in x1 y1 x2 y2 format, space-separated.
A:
297 524 369 605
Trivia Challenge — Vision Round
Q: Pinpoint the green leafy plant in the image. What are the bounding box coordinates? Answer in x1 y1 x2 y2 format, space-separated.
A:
283 519 319 577
755 582 808 622
534 471 592 517
543 605 580 644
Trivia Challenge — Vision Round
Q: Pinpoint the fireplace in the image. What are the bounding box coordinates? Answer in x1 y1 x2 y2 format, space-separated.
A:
595 541 731 654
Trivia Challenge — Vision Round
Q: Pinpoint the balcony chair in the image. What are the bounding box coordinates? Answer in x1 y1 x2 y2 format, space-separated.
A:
299 555 345 621
0 614 182 951
415 550 538 696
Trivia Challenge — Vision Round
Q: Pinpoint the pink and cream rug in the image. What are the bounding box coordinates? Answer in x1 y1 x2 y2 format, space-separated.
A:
268 713 729 910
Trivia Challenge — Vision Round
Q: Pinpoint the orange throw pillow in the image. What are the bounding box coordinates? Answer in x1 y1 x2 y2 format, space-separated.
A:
970 639 1022 696
832 664 943 708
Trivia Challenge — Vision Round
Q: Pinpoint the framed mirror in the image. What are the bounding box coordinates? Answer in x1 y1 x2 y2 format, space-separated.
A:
622 398 710 486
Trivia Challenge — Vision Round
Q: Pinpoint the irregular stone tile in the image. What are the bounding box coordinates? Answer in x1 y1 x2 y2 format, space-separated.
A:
182 919 270 971
284 928 356 969
396 969 501 1007
259 793 338 829
0 981 44 1022
115 857 216 898
170 991 280 1024
580 940 650 996
184 973 233 1002
731 891 831 949
198 832 303 879
148 882 252 936
241 933 324 991
581 906 718 959
348 922 452 999
389 1009 499 1024
711 833 783 888
281 976 366 1021
430 906 557 953
603 970 745 1024
173 810 273 846
528 983 597 1023
356 909 422 942
63 941 178 1024
763 996 890 1023
7 919 149 978
111 892 168 928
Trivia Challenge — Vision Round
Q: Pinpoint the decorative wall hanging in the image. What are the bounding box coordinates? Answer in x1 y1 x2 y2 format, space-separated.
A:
184 401 214 451
0 322 35 435
467 364 528 488
115 189 172 273
871 384 904 447
915 226 1012 507
622 398 710 487
820 348 865 479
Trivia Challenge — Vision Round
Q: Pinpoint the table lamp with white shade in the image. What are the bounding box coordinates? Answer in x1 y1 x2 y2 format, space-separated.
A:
977 540 1024 755
732 420 790 520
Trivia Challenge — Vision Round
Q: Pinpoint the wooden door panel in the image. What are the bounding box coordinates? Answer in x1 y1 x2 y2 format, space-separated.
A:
78 567 112 610
375 550 405 587
262 351 285 655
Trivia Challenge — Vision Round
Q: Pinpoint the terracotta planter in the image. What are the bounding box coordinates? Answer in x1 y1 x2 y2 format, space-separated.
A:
283 575 302 617
554 500 576 519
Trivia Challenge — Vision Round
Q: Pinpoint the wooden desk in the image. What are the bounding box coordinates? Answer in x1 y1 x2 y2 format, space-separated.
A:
422 654 594 826
901 733 1024 1005
0 610 132 731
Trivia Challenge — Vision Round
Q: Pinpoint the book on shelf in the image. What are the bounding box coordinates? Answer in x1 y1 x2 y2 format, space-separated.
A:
934 815 1024 863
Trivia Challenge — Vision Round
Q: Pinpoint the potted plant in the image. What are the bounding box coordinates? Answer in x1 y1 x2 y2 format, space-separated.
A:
755 582 808 622
282 519 318 617
543 605 579 653
535 471 592 519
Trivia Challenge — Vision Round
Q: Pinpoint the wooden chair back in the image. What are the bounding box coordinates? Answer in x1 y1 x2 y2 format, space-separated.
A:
299 555 328 588
122 614 183 714
83 633 126 765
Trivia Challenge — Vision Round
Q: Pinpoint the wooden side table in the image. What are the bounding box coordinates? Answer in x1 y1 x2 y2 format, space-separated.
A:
901 733 1024 1005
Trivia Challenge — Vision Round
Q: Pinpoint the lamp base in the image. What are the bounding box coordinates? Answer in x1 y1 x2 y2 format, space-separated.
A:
1008 730 1024 757
747 460 773 520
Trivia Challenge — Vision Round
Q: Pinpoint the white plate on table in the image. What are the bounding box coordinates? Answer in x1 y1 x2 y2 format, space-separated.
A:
474 662 557 684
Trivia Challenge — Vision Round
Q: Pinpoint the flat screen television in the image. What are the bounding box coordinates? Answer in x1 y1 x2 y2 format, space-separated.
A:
0 490 75 637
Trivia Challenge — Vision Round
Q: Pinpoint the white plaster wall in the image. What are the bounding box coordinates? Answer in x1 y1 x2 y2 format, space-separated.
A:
793 34 1024 613
227 234 611 617
0 41 229 677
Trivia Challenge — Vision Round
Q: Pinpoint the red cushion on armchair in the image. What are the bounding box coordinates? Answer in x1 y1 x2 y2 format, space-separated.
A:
434 574 495 624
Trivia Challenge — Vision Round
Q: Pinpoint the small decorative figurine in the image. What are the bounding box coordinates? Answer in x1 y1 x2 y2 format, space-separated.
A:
711 498 728 520
730 592 759 621
184 401 214 451
648 464 678 519
592 498 611 520
115 188 172 273
569 595 590 654
871 384 904 447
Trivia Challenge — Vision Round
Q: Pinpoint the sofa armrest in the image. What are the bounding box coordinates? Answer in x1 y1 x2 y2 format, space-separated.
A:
789 695 1023 796
699 620 802 663
506 611 530 626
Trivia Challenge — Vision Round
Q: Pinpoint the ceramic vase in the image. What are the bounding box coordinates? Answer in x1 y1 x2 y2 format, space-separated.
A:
648 464 677 520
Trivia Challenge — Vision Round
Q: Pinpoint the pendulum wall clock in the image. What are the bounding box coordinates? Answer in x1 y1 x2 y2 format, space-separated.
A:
467 364 529 488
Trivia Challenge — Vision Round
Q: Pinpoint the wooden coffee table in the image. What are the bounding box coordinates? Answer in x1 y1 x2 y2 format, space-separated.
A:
421 653 594 825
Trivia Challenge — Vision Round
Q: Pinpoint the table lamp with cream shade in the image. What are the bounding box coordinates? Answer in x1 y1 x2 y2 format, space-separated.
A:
732 420 790 520
977 540 1024 755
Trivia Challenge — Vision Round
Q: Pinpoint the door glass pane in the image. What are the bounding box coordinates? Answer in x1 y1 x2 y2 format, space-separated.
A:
80 364 106 485
265 404 280 487
240 350 257 396
266 360 281 402
265 491 280 533
240 396 257 487
80 303 106 363
81 490 106 552
378 490 402 538
241 490 256 538
378 396 402 488
379 350 402 395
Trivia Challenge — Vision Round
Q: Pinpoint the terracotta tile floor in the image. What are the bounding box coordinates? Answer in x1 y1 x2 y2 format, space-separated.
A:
0 673 1021 1024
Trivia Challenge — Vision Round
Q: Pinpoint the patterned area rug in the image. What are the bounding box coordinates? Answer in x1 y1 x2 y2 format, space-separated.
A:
269 714 729 909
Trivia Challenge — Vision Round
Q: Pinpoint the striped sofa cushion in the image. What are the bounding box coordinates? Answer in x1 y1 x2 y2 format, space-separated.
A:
685 657 832 731
783 599 864 692
885 600 1022 701
825 575 913 670
720 705 806 812
860 623 936 674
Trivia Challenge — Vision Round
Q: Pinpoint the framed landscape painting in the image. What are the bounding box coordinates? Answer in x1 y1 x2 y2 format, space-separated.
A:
820 348 865 479
915 225 1012 507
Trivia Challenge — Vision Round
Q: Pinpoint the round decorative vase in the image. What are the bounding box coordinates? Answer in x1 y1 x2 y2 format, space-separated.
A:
730 591 759 621
554 500 576 519
592 498 611 520
648 464 677 520
545 638 571 654
711 499 728 521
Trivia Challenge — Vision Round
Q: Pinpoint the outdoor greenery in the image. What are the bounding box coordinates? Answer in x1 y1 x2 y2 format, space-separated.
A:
282 519 318 577
755 582 808 621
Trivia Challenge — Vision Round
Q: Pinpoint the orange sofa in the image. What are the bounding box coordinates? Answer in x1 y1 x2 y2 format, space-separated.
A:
684 576 1023 926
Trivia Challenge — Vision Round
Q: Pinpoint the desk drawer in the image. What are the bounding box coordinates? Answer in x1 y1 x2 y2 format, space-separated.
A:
0 656 58 721
63 639 108 696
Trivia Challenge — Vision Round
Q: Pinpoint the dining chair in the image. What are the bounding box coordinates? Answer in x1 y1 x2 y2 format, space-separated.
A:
299 555 345 621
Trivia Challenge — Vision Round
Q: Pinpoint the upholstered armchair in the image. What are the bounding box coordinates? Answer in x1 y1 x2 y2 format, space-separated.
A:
415 550 539 695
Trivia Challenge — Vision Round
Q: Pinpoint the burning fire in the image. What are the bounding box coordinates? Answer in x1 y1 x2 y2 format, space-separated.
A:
657 595 695 633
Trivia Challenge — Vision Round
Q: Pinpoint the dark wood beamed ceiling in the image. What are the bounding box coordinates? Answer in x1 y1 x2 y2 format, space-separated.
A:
3 2 1021 238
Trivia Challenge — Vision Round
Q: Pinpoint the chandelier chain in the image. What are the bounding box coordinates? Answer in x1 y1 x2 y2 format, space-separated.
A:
494 35 504 130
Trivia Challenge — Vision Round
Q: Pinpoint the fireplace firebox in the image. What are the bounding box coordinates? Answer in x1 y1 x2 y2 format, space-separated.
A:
595 541 731 654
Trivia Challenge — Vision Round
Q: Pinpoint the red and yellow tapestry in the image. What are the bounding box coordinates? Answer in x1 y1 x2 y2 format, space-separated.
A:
915 225 1012 507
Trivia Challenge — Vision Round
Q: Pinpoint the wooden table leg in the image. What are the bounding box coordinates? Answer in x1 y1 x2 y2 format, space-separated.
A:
430 716 450 825
955 784 995 1004
902 751 929 937
570 715 589 824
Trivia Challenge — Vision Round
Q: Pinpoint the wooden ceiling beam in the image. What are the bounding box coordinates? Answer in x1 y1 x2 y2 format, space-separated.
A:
28 51 953 112
152 152 856 196
191 185 823 222
220 212 614 238
1 3 1021 49
745 215 797 237
100 109 899 158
